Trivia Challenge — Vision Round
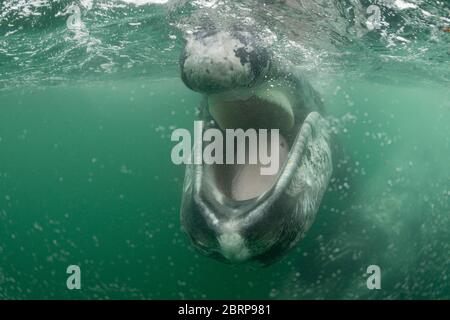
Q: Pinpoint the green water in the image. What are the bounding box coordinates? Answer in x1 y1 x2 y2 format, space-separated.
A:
0 0 449 299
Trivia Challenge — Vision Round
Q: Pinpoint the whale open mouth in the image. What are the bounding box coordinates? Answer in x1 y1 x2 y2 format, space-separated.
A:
204 83 297 202
182 82 331 263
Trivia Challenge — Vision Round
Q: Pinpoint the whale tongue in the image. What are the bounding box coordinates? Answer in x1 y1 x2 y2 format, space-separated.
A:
229 133 288 201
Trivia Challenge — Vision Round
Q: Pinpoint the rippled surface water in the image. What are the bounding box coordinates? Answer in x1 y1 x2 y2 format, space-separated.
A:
0 0 449 299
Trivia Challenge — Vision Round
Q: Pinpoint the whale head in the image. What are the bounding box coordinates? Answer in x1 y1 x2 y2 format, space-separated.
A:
179 28 333 265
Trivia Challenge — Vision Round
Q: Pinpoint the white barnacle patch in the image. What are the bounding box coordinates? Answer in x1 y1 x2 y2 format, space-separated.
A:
217 222 250 261
183 31 253 88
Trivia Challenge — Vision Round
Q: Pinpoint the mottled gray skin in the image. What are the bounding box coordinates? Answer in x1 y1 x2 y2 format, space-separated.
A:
179 28 333 265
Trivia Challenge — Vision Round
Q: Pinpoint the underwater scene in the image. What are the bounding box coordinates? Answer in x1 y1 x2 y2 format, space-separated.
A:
0 0 449 300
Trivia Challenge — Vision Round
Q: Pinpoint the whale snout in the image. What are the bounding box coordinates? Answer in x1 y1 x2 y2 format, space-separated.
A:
180 30 270 94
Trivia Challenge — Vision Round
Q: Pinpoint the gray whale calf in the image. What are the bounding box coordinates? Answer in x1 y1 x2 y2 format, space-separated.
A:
179 28 332 265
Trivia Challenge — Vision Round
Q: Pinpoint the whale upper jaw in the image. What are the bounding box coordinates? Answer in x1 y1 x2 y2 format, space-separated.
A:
180 29 271 94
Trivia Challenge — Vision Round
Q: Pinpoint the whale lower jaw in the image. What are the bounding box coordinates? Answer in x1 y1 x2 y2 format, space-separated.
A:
180 94 333 264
